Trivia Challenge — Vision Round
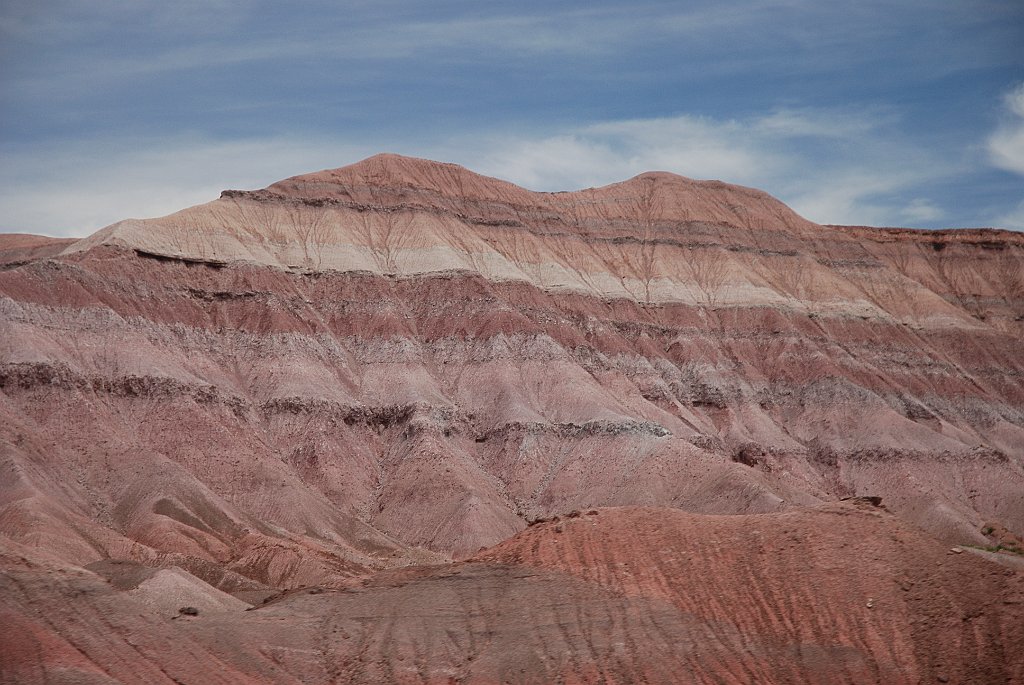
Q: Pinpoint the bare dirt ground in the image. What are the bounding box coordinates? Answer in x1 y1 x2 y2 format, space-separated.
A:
3 504 1021 684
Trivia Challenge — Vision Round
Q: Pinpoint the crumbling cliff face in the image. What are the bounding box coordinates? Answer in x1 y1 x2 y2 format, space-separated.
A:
1 154 1022 683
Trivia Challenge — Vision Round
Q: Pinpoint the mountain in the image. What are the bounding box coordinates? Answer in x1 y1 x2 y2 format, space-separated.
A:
1 153 1022 683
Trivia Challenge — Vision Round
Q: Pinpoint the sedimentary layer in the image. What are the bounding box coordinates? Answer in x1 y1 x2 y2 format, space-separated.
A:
1 155 1024 683
3 505 1021 684
3 155 1023 567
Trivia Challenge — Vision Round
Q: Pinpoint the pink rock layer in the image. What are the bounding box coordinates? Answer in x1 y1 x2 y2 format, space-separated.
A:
1 154 1022 682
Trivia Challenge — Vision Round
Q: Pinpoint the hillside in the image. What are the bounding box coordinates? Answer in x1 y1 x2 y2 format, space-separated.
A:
4 504 1021 683
1 153 1022 683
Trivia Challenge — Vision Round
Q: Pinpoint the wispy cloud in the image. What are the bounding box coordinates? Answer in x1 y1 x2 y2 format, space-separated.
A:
899 198 944 223
988 83 1024 176
0 137 373 236
462 117 784 191
995 200 1024 231
2 2 1021 235
4 1 1021 102
0 106 963 236
454 107 954 227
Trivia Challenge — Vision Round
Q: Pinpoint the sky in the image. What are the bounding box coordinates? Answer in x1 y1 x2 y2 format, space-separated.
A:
1 0 1023 237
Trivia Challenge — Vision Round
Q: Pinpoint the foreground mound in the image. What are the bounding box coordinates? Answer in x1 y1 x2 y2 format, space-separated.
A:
3 503 1021 684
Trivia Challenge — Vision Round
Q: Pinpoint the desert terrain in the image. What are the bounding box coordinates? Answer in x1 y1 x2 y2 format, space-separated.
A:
1 154 1022 683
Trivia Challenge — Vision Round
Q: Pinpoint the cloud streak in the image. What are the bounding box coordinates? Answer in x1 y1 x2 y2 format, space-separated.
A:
988 83 1024 176
0 137 374 236
995 201 1024 231
456 108 954 227
0 106 967 236
4 1 1021 102
1 2 1021 235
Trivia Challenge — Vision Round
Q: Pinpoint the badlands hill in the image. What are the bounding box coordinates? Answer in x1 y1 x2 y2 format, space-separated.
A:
1 153 1023 683
5 504 1022 683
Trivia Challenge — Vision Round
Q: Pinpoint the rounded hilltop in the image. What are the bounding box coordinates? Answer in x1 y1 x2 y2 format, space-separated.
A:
263 152 818 232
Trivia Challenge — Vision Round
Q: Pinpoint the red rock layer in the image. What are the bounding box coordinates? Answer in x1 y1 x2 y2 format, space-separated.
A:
0 234 76 267
1 155 1023 681
3 505 1021 684
2 236 1022 565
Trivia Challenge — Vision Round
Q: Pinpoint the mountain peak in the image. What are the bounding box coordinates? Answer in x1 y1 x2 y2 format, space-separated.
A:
266 153 523 204
66 153 828 296
260 154 815 234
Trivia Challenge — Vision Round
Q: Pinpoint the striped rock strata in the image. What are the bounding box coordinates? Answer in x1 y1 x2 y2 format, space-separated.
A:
3 505 1021 684
1 152 1022 573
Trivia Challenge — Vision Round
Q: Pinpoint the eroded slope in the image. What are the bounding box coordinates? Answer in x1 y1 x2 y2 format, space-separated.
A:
1 153 1022 590
3 504 1021 684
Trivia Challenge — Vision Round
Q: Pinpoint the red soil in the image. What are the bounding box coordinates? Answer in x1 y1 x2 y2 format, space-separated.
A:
3 504 1021 684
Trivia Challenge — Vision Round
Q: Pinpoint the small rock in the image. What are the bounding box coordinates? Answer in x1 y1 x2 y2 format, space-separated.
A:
950 547 963 554
866 598 874 609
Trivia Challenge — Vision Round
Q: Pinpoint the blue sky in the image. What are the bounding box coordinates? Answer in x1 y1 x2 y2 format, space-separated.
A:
1 0 1023 236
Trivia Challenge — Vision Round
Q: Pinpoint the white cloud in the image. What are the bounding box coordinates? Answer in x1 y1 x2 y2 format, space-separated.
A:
784 174 936 227
994 200 1024 231
900 198 944 223
787 178 898 227
0 137 374 236
752 107 897 139
1005 83 1024 118
461 116 785 192
987 83 1024 176
0 107 959 236
450 108 952 228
